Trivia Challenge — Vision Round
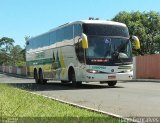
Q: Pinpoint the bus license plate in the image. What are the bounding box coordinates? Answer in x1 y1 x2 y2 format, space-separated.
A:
108 76 116 79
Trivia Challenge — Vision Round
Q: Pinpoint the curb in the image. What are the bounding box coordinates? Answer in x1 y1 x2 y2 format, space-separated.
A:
128 79 160 82
0 72 31 79
26 91 139 123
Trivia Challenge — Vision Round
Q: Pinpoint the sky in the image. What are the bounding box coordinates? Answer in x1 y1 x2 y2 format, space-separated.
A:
0 0 160 48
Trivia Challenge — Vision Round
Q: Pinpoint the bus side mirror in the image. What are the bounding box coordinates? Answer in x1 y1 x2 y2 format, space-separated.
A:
82 33 88 49
132 36 140 50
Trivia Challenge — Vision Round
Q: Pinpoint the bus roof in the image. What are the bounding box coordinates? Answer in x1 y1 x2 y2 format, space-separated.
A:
75 20 126 27
28 20 126 41
49 20 126 32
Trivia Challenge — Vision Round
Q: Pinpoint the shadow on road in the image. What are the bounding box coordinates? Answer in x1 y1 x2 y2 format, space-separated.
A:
8 82 124 92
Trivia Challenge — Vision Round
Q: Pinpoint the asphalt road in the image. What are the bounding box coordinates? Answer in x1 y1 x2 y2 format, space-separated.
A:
0 73 160 117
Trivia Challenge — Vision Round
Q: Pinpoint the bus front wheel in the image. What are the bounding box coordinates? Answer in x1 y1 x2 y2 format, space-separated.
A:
71 71 82 87
107 81 117 87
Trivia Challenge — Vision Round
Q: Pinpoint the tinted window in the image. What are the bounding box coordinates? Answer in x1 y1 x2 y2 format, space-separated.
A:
83 24 129 37
74 24 82 37
64 25 73 40
74 24 84 63
56 29 64 42
27 33 50 50
27 25 75 50
75 40 84 63
35 34 50 48
50 31 56 44
42 34 50 47
30 38 37 49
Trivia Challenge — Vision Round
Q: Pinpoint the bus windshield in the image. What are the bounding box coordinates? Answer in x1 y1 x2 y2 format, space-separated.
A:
83 24 132 65
86 36 132 59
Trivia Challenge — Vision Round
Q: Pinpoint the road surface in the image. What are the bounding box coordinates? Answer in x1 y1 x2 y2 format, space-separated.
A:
0 73 160 117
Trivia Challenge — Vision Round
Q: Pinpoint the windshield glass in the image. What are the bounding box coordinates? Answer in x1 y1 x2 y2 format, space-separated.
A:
86 36 132 59
83 24 129 37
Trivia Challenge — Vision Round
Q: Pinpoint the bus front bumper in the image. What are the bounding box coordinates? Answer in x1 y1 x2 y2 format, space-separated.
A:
84 72 133 82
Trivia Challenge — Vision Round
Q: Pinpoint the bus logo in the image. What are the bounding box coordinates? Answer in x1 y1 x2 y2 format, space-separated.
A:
92 66 106 70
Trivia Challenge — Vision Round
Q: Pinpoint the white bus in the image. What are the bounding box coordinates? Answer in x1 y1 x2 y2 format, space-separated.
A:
26 19 140 87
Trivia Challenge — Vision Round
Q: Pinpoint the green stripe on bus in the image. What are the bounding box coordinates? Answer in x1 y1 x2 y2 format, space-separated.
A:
118 65 131 69
26 58 53 66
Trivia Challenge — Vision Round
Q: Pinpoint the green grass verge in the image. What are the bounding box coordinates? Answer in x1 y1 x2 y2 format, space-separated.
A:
0 84 124 123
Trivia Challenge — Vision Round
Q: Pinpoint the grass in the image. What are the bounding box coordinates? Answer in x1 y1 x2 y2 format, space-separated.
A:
0 84 124 123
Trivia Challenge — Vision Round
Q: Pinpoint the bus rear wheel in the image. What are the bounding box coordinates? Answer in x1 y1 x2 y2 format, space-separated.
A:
61 80 70 84
108 81 117 87
34 69 39 84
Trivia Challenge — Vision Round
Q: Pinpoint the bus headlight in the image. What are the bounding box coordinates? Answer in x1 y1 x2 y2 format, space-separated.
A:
124 69 133 73
86 69 100 74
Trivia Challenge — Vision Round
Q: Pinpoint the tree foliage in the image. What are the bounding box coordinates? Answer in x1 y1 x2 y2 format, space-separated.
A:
10 45 25 66
0 37 25 66
112 11 160 54
0 37 14 65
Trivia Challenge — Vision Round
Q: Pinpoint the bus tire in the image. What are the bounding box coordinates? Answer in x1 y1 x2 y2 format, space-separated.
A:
61 80 70 83
108 81 117 87
34 69 39 84
71 71 82 87
39 69 47 84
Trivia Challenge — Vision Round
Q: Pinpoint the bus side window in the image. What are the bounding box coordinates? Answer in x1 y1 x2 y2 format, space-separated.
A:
50 31 56 44
64 25 73 40
74 24 84 63
56 29 64 42
74 24 82 38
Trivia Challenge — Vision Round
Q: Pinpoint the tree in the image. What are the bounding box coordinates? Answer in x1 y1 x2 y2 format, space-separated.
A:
0 37 25 66
10 45 25 66
0 37 14 52
112 11 160 54
0 37 14 65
